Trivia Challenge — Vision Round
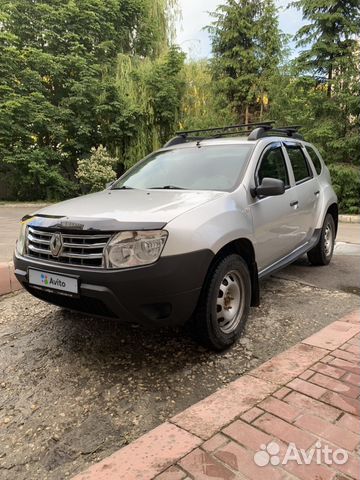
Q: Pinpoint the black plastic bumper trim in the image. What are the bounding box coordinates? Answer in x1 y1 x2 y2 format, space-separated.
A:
14 249 214 327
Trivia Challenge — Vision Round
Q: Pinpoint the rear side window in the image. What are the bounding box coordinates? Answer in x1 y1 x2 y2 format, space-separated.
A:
306 146 323 175
285 145 313 184
257 146 289 187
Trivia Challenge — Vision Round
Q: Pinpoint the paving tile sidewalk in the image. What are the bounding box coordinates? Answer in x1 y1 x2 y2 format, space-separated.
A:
73 309 360 480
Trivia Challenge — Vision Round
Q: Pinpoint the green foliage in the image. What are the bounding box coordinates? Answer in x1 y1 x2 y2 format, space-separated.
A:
76 145 117 193
291 0 360 93
208 0 284 122
101 46 185 170
328 164 360 214
4 148 77 201
179 60 236 130
267 50 359 168
0 0 179 200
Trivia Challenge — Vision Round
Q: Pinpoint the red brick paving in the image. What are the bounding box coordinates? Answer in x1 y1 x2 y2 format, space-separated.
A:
222 420 272 452
287 377 328 399
294 414 359 450
258 396 302 423
273 386 291 400
202 433 229 453
310 362 347 379
283 390 341 421
330 357 360 375
171 375 277 439
302 320 359 350
214 441 287 480
72 422 202 480
178 449 236 480
73 309 360 480
309 372 359 398
239 407 264 424
250 342 327 385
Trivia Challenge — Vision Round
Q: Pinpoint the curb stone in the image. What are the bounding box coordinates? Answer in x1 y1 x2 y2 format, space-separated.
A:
0 262 22 296
339 214 360 224
0 202 49 208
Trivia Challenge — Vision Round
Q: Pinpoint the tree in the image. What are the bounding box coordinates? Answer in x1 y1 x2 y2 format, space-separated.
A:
0 0 178 200
76 145 117 192
291 0 360 97
208 0 284 123
179 60 236 130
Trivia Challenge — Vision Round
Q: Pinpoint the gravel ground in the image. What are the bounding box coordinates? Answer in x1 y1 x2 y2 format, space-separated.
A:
0 274 358 480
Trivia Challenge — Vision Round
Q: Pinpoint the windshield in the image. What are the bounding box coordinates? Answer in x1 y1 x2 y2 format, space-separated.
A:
112 145 253 192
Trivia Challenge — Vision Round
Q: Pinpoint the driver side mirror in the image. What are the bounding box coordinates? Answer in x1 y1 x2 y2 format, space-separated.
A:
251 177 285 198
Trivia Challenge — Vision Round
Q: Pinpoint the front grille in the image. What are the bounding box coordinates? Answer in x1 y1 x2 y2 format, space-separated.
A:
26 226 113 268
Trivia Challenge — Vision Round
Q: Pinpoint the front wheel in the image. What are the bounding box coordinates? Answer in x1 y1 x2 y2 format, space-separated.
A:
191 254 251 351
307 213 336 266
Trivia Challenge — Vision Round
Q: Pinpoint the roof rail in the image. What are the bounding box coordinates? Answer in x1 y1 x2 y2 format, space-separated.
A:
248 125 304 141
163 122 274 148
163 122 304 148
175 121 274 137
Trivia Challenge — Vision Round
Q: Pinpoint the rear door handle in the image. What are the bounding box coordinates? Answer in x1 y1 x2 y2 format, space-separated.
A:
290 201 299 207
314 190 320 196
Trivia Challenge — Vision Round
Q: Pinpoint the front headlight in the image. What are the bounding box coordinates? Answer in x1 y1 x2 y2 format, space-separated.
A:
16 222 28 256
104 230 168 269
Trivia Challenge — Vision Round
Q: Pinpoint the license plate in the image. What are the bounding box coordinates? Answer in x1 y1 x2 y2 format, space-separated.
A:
28 268 79 294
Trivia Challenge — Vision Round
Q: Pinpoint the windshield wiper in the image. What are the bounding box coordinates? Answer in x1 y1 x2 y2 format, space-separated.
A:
149 185 187 190
111 185 135 190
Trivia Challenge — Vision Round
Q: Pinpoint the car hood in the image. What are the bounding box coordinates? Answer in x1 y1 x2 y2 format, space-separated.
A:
33 189 225 226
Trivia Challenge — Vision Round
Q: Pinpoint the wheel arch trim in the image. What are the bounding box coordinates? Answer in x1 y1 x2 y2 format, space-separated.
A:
211 237 260 307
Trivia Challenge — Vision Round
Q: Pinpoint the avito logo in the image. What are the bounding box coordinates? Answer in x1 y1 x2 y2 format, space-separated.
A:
40 274 66 288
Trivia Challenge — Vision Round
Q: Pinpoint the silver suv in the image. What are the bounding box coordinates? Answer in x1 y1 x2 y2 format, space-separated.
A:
14 123 338 350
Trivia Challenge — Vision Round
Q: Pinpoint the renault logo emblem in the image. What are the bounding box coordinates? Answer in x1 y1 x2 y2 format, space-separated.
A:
50 233 63 257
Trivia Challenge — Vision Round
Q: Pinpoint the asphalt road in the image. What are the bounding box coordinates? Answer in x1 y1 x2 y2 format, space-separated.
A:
0 205 359 479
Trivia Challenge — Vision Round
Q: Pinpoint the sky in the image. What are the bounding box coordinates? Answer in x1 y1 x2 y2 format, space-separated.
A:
175 0 305 59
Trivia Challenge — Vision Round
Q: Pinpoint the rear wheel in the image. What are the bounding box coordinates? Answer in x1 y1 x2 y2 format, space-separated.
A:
192 254 251 351
307 213 335 266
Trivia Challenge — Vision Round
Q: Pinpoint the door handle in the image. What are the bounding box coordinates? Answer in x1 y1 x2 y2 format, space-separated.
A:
314 190 320 196
290 201 299 207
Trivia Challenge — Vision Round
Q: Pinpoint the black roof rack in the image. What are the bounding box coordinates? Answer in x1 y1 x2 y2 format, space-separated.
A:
163 122 304 147
175 121 274 137
248 125 304 141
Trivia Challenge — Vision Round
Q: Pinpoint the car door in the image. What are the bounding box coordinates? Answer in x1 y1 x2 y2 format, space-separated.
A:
283 142 320 245
250 142 301 272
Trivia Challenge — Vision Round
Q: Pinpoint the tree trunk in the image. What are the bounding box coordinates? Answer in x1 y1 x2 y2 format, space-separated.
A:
245 104 249 124
327 64 333 98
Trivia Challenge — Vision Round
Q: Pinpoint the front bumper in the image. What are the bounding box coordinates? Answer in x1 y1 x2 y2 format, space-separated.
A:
14 250 214 327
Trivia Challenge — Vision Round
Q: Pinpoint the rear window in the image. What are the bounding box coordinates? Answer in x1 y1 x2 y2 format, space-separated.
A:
285 145 313 184
112 145 253 192
306 146 323 175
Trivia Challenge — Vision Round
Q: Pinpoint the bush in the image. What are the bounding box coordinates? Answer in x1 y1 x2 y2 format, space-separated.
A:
2 148 78 201
328 163 360 214
76 146 117 193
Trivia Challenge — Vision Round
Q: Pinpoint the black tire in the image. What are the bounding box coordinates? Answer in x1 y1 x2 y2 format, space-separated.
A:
191 254 251 351
307 213 335 266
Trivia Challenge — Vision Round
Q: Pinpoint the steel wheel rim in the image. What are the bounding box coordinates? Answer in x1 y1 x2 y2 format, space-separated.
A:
324 223 333 257
216 270 244 334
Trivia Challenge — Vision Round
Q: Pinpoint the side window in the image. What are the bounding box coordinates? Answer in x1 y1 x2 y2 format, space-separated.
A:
306 146 323 175
285 145 313 184
257 146 289 187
